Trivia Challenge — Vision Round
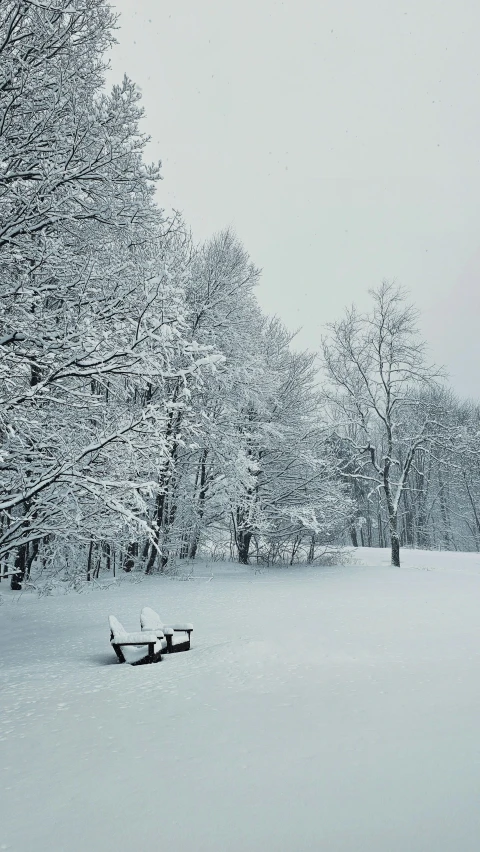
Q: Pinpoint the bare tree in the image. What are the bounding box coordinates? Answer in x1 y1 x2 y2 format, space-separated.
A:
321 282 442 566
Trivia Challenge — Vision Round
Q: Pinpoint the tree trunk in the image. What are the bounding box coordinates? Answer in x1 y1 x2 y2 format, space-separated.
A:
384 452 401 566
145 403 180 573
188 534 199 560
11 543 27 590
123 541 136 573
156 491 178 573
25 538 40 580
237 530 252 564
389 515 400 566
86 539 94 582
187 450 209 560
146 489 166 574
289 535 301 566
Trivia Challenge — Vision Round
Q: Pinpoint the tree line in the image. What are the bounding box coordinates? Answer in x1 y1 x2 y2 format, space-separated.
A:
1 1 478 589
321 284 480 564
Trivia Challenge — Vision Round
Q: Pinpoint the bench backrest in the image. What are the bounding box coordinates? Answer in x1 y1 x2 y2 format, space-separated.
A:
140 607 164 632
109 615 127 641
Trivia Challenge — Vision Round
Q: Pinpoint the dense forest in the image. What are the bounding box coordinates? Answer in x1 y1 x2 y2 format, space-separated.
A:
1 0 479 590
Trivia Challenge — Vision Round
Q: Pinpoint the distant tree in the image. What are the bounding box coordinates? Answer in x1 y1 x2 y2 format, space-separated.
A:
228 318 351 565
321 282 442 566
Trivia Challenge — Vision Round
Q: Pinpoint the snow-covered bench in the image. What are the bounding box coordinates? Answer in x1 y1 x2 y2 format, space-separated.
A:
109 615 161 665
140 607 193 653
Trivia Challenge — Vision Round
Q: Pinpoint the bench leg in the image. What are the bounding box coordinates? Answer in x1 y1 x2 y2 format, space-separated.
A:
131 642 163 665
112 643 126 663
169 631 192 653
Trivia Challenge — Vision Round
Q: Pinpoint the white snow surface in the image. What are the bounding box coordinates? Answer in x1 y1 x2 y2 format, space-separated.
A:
2 547 480 851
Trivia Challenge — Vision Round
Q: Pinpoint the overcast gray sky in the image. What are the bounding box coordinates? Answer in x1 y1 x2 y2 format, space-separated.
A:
108 0 480 399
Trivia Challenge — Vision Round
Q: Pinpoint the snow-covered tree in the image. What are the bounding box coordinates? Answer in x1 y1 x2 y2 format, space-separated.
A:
321 282 442 566
0 1 215 586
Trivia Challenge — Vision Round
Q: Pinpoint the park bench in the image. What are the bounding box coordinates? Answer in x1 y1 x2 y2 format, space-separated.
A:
140 606 193 653
109 615 163 665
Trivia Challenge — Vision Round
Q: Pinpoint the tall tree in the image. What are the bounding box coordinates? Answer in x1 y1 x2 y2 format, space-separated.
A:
0 1 214 585
321 282 441 566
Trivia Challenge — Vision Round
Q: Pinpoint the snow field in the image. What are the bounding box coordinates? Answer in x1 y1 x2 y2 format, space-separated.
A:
1 548 480 851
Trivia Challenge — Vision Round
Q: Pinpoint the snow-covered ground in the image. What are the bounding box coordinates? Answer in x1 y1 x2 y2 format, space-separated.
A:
2 547 480 851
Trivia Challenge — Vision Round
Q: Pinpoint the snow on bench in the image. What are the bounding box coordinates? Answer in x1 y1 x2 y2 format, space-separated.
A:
140 607 193 653
108 615 160 665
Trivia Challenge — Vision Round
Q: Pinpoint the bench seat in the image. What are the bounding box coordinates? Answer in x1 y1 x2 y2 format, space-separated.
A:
109 615 162 665
140 607 193 652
